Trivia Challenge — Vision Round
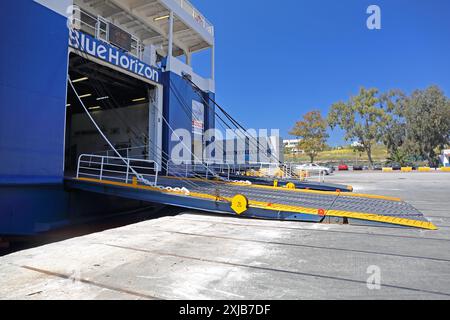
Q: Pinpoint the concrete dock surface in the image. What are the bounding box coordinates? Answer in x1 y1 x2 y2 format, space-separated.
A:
1 172 449 299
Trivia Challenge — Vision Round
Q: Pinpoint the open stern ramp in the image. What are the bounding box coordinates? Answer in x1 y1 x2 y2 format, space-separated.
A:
67 157 437 230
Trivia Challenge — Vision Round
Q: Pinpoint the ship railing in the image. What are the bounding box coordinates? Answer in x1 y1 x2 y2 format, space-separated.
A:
166 159 231 181
103 146 149 161
174 0 214 36
70 6 144 60
283 162 326 183
227 162 279 176
282 162 307 180
94 146 230 180
88 144 326 183
77 154 159 186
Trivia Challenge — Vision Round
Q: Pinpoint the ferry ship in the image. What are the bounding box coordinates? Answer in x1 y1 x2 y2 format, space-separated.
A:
0 0 437 237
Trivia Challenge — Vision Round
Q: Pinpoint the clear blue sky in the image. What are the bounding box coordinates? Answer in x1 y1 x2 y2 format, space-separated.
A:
190 0 450 146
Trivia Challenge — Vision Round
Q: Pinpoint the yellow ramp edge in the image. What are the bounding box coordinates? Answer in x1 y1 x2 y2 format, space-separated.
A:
249 200 438 231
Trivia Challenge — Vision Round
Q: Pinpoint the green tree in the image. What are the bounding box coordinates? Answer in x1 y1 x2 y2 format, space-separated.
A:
289 110 329 163
380 90 409 163
328 87 389 169
386 149 409 167
403 86 450 166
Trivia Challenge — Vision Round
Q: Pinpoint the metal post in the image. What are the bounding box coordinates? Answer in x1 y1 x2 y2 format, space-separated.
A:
126 159 130 184
211 44 215 80
76 156 81 179
167 11 174 69
186 51 192 66
100 156 104 180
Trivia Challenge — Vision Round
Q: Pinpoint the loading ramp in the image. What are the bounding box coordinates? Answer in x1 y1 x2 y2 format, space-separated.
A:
65 156 437 231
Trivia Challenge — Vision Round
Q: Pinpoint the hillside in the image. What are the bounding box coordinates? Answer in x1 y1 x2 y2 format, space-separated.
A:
284 145 388 163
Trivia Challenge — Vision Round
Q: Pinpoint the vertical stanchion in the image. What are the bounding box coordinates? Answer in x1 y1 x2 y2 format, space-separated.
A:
126 159 130 184
154 163 159 187
100 156 104 181
77 156 81 179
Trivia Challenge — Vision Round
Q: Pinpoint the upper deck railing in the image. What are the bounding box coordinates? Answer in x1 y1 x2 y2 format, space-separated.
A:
70 6 144 60
174 0 214 36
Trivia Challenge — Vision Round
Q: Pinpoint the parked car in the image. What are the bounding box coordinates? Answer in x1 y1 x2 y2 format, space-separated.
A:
353 165 364 171
373 164 383 171
295 163 332 175
390 162 402 171
323 163 335 174
338 164 349 171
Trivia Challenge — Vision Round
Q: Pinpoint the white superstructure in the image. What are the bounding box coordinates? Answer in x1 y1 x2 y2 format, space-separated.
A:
72 0 215 92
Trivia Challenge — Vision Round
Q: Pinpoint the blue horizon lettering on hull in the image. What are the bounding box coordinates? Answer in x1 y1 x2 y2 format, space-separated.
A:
69 29 161 84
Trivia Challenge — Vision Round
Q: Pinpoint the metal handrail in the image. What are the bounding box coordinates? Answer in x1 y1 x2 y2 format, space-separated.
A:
175 0 214 36
90 146 323 182
96 146 232 180
70 6 144 60
166 160 226 180
77 154 159 186
284 163 327 183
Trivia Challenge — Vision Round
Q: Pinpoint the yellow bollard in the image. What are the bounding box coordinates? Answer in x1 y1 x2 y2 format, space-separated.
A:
286 182 296 190
382 168 393 172
418 167 431 172
231 194 249 215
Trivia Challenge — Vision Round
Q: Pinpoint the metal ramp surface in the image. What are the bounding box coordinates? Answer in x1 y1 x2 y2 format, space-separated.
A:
65 175 437 230
219 174 354 192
